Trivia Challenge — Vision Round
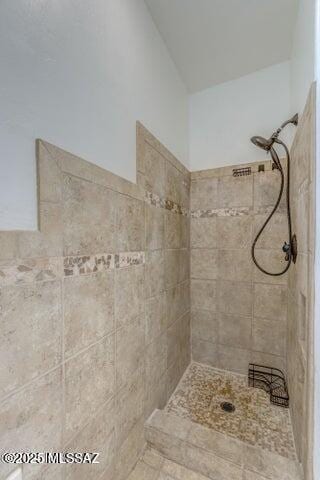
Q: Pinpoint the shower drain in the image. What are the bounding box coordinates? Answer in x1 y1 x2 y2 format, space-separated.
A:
220 401 235 413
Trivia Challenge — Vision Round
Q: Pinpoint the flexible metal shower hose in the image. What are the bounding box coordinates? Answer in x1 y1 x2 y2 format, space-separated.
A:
251 140 292 276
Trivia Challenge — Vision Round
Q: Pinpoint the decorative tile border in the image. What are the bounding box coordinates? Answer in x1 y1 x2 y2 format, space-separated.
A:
0 257 62 287
145 191 188 216
64 254 115 277
115 251 145 269
0 252 146 286
191 207 251 218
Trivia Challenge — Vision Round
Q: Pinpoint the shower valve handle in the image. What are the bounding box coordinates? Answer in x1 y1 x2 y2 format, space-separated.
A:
282 241 291 261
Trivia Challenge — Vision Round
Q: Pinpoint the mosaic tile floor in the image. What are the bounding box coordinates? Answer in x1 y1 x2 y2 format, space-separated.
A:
165 363 296 460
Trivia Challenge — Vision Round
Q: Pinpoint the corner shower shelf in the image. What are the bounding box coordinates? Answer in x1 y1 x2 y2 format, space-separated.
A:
248 363 289 408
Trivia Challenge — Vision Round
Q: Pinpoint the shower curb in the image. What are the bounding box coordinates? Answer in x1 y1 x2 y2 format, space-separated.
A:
144 409 303 480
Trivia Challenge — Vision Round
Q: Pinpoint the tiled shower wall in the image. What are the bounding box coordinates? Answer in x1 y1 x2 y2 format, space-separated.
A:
190 161 289 373
287 84 315 479
0 123 190 480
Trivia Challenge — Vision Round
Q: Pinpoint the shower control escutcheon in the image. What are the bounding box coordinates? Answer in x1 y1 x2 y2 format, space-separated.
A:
282 241 290 261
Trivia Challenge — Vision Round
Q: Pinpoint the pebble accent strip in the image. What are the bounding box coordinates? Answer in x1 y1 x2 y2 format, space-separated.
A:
0 257 62 287
145 191 188 216
166 362 297 460
0 252 145 286
64 253 115 276
191 207 251 218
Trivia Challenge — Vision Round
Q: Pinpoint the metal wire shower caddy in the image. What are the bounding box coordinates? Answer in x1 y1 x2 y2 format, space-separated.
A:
248 363 289 408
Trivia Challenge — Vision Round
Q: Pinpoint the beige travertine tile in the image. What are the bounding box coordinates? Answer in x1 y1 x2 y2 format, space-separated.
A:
62 174 116 256
138 141 166 198
253 169 286 210
146 205 165 251
165 211 188 249
116 367 145 448
254 284 287 320
191 217 218 248
45 140 143 201
35 465 65 480
136 122 189 177
143 447 164 470
253 249 288 284
191 249 218 280
218 345 251 374
253 213 287 250
127 460 159 480
0 126 192 480
0 368 62 480
0 231 19 260
182 442 243 480
115 265 145 328
145 293 167 345
167 281 190 326
218 249 252 282
37 139 62 203
218 280 253 316
18 202 63 258
217 216 252 249
0 281 62 398
145 371 167 419
243 471 269 480
146 409 192 441
117 194 145 251
145 250 165 297
144 424 185 466
244 444 301 480
64 271 114 358
167 317 185 368
187 423 245 466
158 472 174 480
190 178 218 211
191 309 219 344
191 279 216 311
253 317 286 356
116 315 145 391
292 187 309 254
65 399 115 480
116 419 145 480
167 359 183 397
219 313 251 350
64 335 114 441
218 175 253 208
146 332 167 386
162 458 211 480
192 338 218 367
250 351 286 372
166 162 188 208
165 249 189 287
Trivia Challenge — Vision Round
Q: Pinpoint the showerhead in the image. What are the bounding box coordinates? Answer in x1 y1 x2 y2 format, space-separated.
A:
250 135 275 151
251 113 299 152
251 135 282 170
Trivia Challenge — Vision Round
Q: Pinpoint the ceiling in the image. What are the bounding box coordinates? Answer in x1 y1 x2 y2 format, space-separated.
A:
144 0 299 93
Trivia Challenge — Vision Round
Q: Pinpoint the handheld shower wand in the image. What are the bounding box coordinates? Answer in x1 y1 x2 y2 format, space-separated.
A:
250 114 298 276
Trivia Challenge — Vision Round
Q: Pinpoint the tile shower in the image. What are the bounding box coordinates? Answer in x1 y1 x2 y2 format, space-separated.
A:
0 86 315 480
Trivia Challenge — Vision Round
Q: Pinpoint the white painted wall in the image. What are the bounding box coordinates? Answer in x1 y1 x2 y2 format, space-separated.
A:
0 0 188 230
189 62 293 171
291 0 316 114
